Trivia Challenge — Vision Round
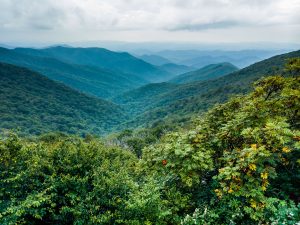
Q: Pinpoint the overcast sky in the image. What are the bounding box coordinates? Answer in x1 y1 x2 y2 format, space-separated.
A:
0 0 299 46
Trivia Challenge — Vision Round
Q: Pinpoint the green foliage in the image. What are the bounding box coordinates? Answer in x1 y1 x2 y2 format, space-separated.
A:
267 201 300 225
285 57 300 76
106 122 179 158
0 133 189 224
142 67 300 223
143 130 214 187
0 134 134 224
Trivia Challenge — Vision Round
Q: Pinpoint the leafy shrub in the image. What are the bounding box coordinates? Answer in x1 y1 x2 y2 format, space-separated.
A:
142 61 300 224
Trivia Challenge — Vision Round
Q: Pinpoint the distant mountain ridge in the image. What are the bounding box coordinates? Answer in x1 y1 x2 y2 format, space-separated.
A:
138 54 172 66
14 46 172 82
159 63 196 75
169 62 238 84
154 49 286 68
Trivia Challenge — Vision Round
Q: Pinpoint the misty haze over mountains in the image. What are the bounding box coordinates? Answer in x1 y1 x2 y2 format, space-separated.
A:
1 43 298 134
0 44 296 100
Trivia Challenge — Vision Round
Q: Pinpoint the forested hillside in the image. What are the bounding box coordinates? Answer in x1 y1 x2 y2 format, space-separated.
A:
0 63 126 135
0 47 147 98
1 50 299 136
1 59 299 224
117 50 300 128
14 47 172 82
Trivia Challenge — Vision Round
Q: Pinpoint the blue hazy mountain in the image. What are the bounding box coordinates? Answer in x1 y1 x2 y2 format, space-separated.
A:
155 49 286 68
138 54 173 66
14 46 172 82
169 62 238 84
158 63 196 75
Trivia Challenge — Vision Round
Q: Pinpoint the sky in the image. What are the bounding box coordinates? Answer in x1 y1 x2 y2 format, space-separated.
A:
0 0 300 47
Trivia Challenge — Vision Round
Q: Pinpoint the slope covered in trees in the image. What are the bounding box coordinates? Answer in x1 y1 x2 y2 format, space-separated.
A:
1 50 299 136
116 50 300 128
14 46 172 82
0 47 147 98
1 60 299 224
0 63 126 135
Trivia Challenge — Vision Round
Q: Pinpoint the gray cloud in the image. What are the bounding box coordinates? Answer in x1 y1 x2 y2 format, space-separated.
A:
167 21 240 31
0 0 299 43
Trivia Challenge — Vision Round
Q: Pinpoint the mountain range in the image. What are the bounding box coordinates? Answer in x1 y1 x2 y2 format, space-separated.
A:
0 47 147 98
152 49 286 68
138 54 172 66
0 46 183 99
14 47 172 82
169 62 238 84
0 46 298 135
115 50 300 128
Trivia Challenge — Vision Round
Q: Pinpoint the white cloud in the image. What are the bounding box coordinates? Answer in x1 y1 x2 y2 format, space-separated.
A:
0 0 299 43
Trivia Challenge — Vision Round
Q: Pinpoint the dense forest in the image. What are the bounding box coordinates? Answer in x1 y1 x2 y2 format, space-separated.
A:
0 46 299 224
0 63 126 135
